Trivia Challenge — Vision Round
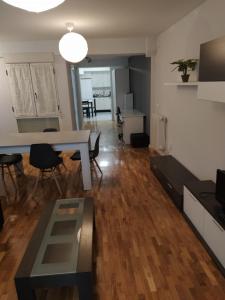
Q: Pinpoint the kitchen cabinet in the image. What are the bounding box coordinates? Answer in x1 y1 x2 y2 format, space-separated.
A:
95 97 111 111
121 110 144 144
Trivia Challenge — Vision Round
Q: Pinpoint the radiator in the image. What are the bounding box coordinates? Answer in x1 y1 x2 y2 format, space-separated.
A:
151 113 168 152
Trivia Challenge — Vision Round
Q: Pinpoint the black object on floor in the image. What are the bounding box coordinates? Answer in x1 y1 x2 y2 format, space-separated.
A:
150 155 199 211
0 201 4 230
130 133 149 148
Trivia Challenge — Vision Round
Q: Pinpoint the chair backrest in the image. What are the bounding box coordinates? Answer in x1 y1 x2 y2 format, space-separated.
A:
43 128 58 132
90 131 101 158
30 143 60 169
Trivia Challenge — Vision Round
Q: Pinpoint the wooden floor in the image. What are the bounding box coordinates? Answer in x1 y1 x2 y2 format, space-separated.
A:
1 124 225 299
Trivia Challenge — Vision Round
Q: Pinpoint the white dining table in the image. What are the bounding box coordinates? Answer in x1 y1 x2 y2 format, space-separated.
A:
0 130 92 195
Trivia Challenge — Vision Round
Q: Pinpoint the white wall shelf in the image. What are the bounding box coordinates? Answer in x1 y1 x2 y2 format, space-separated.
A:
164 82 199 86
164 81 225 103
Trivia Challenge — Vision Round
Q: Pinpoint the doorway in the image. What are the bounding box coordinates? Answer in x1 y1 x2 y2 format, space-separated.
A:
70 55 149 148
79 67 113 124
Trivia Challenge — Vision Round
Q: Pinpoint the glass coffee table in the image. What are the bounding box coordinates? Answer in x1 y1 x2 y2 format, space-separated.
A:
15 197 94 300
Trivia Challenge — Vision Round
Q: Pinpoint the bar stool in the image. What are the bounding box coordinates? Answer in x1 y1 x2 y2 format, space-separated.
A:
0 154 23 201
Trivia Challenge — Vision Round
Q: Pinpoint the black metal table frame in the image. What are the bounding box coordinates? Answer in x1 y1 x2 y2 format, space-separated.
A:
82 100 96 118
15 198 94 300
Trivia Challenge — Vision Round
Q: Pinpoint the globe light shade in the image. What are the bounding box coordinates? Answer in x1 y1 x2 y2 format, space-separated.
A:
59 32 88 63
2 0 65 13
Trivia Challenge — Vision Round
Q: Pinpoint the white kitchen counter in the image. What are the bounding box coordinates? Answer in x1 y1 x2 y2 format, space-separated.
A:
120 110 145 144
121 109 145 118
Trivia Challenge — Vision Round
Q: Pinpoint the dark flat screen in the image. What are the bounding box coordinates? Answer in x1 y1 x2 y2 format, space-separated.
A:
199 36 225 82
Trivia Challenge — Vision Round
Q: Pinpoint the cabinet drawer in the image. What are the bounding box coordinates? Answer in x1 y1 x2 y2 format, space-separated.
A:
184 187 204 235
204 209 225 267
152 164 183 210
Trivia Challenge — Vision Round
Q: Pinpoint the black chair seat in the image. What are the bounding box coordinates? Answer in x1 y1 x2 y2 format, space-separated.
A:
0 154 22 166
70 131 102 175
29 143 63 196
70 151 81 161
55 151 62 156
30 144 62 170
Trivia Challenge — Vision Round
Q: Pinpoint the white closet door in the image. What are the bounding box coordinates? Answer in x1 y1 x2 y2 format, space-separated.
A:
6 64 36 117
30 63 59 116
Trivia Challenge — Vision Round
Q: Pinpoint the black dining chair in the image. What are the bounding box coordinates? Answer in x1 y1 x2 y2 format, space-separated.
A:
70 131 102 175
29 143 63 196
0 153 23 201
116 106 124 144
82 101 90 118
43 128 62 156
43 128 67 170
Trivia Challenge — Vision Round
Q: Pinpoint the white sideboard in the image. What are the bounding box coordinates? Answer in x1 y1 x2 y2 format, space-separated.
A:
184 185 225 271
121 110 145 144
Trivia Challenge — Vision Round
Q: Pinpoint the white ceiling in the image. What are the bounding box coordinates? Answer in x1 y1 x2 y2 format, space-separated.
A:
0 0 205 41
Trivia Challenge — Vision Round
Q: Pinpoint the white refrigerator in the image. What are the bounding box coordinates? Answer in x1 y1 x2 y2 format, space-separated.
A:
111 68 130 117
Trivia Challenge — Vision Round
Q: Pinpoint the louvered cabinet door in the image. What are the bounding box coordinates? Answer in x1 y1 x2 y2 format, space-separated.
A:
6 64 36 117
30 63 59 117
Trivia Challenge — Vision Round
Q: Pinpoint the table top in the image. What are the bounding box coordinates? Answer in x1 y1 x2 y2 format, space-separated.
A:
15 197 94 280
0 130 90 148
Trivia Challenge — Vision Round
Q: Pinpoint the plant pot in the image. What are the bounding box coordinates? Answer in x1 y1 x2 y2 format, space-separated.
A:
181 74 190 82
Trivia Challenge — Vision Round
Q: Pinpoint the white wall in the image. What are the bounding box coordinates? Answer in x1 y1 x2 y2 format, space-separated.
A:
151 0 225 181
0 58 17 133
0 37 150 57
54 55 73 130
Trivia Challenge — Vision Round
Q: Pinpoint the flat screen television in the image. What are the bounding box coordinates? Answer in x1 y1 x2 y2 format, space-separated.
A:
199 36 225 82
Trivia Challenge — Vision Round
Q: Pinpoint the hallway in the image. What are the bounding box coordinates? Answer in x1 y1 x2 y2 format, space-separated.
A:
83 112 119 150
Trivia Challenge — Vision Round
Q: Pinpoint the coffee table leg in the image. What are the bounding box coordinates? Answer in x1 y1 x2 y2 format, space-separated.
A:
15 280 37 300
16 288 36 300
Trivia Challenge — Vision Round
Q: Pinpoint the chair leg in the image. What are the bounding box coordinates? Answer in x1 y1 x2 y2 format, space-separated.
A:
29 171 41 201
15 163 24 176
76 162 82 175
34 171 41 194
62 162 67 171
1 166 10 204
6 165 17 192
51 168 63 196
93 158 103 174
91 161 98 178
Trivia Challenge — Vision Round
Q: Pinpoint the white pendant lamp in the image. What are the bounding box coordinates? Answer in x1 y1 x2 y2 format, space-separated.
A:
59 23 88 63
2 0 65 13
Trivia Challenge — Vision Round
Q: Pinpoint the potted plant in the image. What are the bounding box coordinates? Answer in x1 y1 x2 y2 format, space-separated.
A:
171 59 198 82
